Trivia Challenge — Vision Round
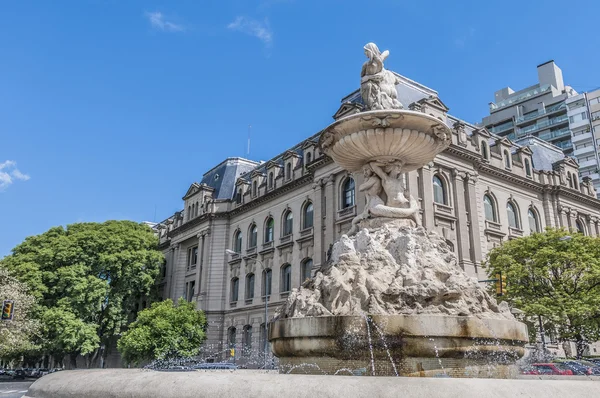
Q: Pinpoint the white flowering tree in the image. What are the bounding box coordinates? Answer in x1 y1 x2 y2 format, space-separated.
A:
0 267 40 360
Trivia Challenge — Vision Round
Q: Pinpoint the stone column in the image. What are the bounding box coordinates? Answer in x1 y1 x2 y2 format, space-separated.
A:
464 172 483 276
452 171 470 271
421 165 434 230
312 179 325 268
324 174 336 258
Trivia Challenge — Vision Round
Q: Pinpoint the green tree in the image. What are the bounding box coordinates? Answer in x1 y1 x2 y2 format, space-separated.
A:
486 228 600 358
0 267 40 359
117 298 206 365
0 221 164 367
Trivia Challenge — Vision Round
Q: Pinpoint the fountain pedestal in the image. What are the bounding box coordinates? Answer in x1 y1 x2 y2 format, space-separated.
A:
269 43 528 377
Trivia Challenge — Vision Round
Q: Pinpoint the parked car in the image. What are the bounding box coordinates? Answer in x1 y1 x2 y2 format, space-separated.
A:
193 362 238 370
521 363 574 375
12 369 25 380
555 360 594 375
576 360 600 375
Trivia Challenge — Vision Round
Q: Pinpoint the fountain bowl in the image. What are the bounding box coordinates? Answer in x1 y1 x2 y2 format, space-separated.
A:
318 110 452 172
269 314 528 378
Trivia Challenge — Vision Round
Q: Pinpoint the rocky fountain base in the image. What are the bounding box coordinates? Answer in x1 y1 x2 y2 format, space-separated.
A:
269 221 528 377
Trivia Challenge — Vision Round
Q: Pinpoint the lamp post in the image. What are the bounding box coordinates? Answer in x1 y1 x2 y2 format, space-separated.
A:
226 249 269 369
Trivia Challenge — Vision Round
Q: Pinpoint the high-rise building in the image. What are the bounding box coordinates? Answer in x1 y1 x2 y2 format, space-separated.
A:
480 60 600 198
153 72 600 364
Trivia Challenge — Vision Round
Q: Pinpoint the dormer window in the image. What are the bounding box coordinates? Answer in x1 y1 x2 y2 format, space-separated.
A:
253 181 258 197
268 172 274 189
481 141 489 160
306 152 312 164
286 163 292 180
236 188 242 204
525 159 532 177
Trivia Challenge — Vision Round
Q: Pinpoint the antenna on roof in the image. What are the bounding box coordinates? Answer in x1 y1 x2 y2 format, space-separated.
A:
247 124 252 156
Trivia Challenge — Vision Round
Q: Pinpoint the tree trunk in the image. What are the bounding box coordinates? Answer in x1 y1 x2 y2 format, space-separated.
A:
575 335 587 359
69 353 78 369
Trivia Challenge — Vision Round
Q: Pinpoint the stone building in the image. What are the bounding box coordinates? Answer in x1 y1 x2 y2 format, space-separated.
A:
155 73 600 364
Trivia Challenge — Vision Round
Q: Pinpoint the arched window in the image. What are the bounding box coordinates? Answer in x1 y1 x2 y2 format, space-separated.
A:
248 224 257 248
253 180 258 197
191 203 195 219
187 205 191 220
525 159 532 177
528 208 540 233
245 273 255 299
236 188 242 204
574 177 579 190
283 210 293 236
228 326 236 348
432 175 447 205
484 195 497 222
242 325 252 356
233 230 242 253
281 264 291 292
504 150 511 169
306 152 312 164
507 201 519 229
576 219 586 235
481 141 489 160
301 258 313 282
568 173 574 188
262 268 272 296
303 202 314 229
286 163 292 180
343 178 355 208
230 277 239 302
268 172 274 189
264 217 274 243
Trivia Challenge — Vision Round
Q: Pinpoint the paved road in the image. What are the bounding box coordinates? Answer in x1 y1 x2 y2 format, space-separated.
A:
0 381 33 398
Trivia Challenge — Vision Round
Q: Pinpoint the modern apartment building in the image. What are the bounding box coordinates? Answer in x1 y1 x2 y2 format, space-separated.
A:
152 72 600 365
481 61 600 198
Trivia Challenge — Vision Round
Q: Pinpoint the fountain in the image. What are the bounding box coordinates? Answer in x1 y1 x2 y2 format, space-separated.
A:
268 43 529 378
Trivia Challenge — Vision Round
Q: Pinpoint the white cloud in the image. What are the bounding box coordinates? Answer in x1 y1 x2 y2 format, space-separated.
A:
227 16 272 47
0 160 30 191
144 11 185 32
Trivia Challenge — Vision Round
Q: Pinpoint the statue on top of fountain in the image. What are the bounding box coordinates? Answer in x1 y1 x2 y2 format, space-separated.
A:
360 42 403 111
349 160 420 235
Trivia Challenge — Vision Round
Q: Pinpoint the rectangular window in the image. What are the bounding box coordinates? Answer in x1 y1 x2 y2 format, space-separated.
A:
589 97 600 106
592 111 600 120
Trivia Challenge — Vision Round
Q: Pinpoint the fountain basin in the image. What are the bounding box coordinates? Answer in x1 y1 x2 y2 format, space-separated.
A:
269 315 528 377
318 110 451 172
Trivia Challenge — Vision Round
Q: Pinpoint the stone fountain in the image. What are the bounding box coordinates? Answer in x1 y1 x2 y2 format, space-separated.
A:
268 43 529 377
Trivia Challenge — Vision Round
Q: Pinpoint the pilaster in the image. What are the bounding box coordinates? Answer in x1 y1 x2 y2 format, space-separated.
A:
464 172 482 276
452 171 471 271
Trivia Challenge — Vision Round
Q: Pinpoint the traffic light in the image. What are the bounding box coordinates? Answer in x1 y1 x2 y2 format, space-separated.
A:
495 273 507 296
1 300 14 321
230 348 235 357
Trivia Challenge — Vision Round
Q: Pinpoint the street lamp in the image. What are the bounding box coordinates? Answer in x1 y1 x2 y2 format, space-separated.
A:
225 249 270 370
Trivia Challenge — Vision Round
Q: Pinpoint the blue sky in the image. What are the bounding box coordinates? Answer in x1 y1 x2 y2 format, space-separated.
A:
2 0 600 256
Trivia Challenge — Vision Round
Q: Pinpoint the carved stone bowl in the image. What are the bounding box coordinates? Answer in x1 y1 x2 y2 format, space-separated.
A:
318 110 452 172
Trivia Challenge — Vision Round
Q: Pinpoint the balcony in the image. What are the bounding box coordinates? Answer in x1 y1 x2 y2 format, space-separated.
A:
538 127 571 141
517 115 569 138
337 205 357 220
515 102 566 124
572 129 592 143
490 84 551 111
490 121 514 134
579 158 598 169
574 144 596 157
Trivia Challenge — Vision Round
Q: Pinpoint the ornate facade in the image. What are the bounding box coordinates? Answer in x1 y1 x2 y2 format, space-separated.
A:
155 73 600 363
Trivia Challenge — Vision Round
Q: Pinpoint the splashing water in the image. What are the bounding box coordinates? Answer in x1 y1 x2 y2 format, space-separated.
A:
370 320 399 377
285 363 326 374
363 315 376 376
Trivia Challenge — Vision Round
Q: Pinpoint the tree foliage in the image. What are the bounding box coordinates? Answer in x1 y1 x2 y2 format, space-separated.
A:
0 267 40 358
0 221 164 366
117 298 206 365
486 228 600 358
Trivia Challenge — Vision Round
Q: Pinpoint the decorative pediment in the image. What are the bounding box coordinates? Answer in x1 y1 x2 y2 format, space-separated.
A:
182 183 201 200
235 177 250 186
332 102 363 120
473 127 491 138
418 96 450 113
250 170 266 178
562 157 580 168
266 160 282 169
497 137 513 147
301 139 318 150
283 150 300 160
517 146 533 156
